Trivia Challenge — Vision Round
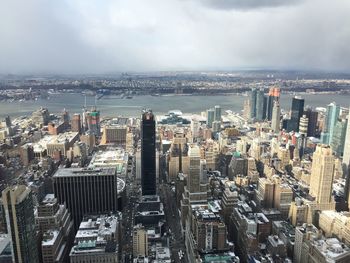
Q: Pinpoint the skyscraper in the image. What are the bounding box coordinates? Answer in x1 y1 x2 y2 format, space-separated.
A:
207 108 215 128
37 194 74 263
71 113 81 133
141 110 157 196
330 119 347 156
342 109 350 206
343 109 350 170
321 102 340 145
304 107 318 137
267 87 280 121
2 186 39 263
86 107 100 136
250 88 257 119
187 144 201 193
256 89 266 121
287 96 304 132
299 115 309 136
214 105 221 122
133 224 148 258
309 145 334 204
53 167 122 229
271 101 281 133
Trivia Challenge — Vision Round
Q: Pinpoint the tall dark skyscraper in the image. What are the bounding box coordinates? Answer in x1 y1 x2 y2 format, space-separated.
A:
141 110 157 196
304 107 318 137
287 96 305 132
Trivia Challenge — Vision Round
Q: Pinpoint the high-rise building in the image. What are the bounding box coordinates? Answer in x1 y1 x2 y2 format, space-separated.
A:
304 108 318 137
343 109 350 170
168 129 189 181
243 99 251 119
180 144 208 228
133 224 148 258
186 203 229 261
4 115 11 128
206 108 215 128
271 101 281 133
85 107 100 136
100 125 127 145
299 115 309 136
190 118 200 140
80 132 96 153
32 107 50 126
267 87 281 121
188 144 201 193
330 119 348 156
61 109 70 128
309 145 334 204
141 110 157 196
214 105 221 122
53 167 124 229
263 95 268 120
343 111 350 206
294 224 320 263
256 89 266 121
71 113 81 133
228 153 248 179
37 194 74 263
256 178 275 208
2 186 39 263
250 88 257 119
287 96 304 132
321 102 340 144
221 189 238 227
212 121 221 133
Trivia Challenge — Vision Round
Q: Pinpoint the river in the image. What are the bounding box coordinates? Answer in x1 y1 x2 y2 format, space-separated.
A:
0 93 349 118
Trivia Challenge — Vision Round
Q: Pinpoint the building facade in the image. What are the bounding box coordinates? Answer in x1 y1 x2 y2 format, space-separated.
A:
2 186 39 263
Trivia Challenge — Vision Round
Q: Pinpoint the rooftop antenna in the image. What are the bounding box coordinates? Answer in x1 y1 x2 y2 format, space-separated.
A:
84 95 87 109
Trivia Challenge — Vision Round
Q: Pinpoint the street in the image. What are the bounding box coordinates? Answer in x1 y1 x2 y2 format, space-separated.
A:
160 183 188 263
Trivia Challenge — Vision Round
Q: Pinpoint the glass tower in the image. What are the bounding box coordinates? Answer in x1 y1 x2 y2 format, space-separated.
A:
321 102 340 145
141 109 157 196
250 88 257 119
287 96 305 132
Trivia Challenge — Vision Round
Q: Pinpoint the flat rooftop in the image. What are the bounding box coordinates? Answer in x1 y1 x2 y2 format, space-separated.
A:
53 167 116 178
76 214 119 242
41 193 56 205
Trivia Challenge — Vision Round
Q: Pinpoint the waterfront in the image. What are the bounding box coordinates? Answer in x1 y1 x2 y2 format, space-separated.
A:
0 93 349 118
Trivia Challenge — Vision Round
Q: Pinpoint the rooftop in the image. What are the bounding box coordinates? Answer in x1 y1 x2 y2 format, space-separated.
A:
53 167 125 193
53 167 116 178
311 238 350 260
41 193 56 205
42 230 59 246
76 215 119 242
89 147 128 173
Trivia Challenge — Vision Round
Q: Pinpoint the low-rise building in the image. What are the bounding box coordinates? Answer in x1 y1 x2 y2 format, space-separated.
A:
70 214 121 263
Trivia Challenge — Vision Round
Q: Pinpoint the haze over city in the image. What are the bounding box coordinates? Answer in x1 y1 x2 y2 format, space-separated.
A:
1 0 350 74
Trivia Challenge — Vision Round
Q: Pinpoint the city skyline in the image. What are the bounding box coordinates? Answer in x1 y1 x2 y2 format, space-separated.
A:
1 1 350 262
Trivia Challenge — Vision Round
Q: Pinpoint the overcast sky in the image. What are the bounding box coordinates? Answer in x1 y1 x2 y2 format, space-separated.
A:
0 0 349 74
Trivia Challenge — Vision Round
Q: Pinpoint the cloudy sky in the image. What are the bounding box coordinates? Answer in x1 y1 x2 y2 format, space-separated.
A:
0 0 349 74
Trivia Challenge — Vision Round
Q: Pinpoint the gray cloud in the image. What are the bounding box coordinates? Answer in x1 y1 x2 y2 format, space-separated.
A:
0 0 349 74
199 0 303 10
